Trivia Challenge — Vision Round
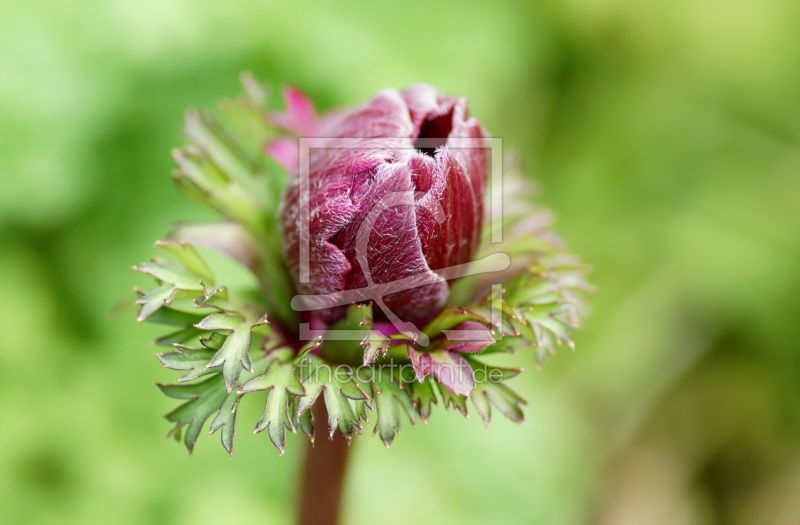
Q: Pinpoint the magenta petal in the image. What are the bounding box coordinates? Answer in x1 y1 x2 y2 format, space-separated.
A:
266 137 298 173
372 321 402 337
412 149 480 272
273 86 318 136
441 321 495 353
280 181 357 304
400 84 440 136
408 347 435 381
333 162 447 319
447 104 488 219
333 89 414 140
409 347 475 396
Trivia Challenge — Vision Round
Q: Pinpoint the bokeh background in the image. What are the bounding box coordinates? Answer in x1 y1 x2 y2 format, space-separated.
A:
2 1 799 524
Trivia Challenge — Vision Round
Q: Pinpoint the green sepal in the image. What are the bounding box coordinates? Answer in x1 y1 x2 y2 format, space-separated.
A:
184 109 267 206
292 398 314 443
156 345 218 383
295 337 323 359
368 367 416 447
361 330 391 366
296 355 368 440
155 240 214 284
422 306 491 340
238 350 304 453
462 356 523 383
436 381 469 417
134 242 215 322
325 304 388 366
158 375 233 454
208 387 239 455
171 145 261 231
134 261 206 292
350 368 375 423
195 312 269 391
155 325 204 346
468 290 522 340
141 302 205 327
135 285 174 322
470 381 527 426
410 377 439 424
199 332 227 351
356 305 393 366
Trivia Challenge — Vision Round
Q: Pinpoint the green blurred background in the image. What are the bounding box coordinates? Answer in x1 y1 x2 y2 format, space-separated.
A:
2 1 799 523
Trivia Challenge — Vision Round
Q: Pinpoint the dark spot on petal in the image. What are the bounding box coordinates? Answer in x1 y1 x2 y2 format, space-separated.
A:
414 105 454 157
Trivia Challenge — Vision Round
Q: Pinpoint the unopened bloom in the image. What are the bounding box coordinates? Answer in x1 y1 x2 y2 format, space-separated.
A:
278 85 488 321
135 77 589 455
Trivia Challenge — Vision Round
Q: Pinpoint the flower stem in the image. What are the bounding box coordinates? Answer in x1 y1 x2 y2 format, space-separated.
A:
297 400 351 525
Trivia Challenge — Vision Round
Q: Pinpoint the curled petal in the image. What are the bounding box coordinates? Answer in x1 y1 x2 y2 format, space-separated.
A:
333 89 414 140
272 86 317 136
412 150 480 272
441 321 495 353
400 84 440 136
333 162 447 319
408 347 476 396
446 103 488 227
266 137 298 173
280 182 358 303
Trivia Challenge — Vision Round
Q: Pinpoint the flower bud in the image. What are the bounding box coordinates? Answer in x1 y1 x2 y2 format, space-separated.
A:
279 84 488 321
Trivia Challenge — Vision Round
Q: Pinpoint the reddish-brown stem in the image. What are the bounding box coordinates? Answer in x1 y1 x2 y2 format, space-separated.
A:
297 400 351 525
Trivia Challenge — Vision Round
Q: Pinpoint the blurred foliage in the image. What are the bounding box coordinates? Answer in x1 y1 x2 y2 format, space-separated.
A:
1 1 799 524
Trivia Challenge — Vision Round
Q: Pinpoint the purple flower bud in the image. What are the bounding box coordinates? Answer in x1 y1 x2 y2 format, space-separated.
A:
279 85 488 321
